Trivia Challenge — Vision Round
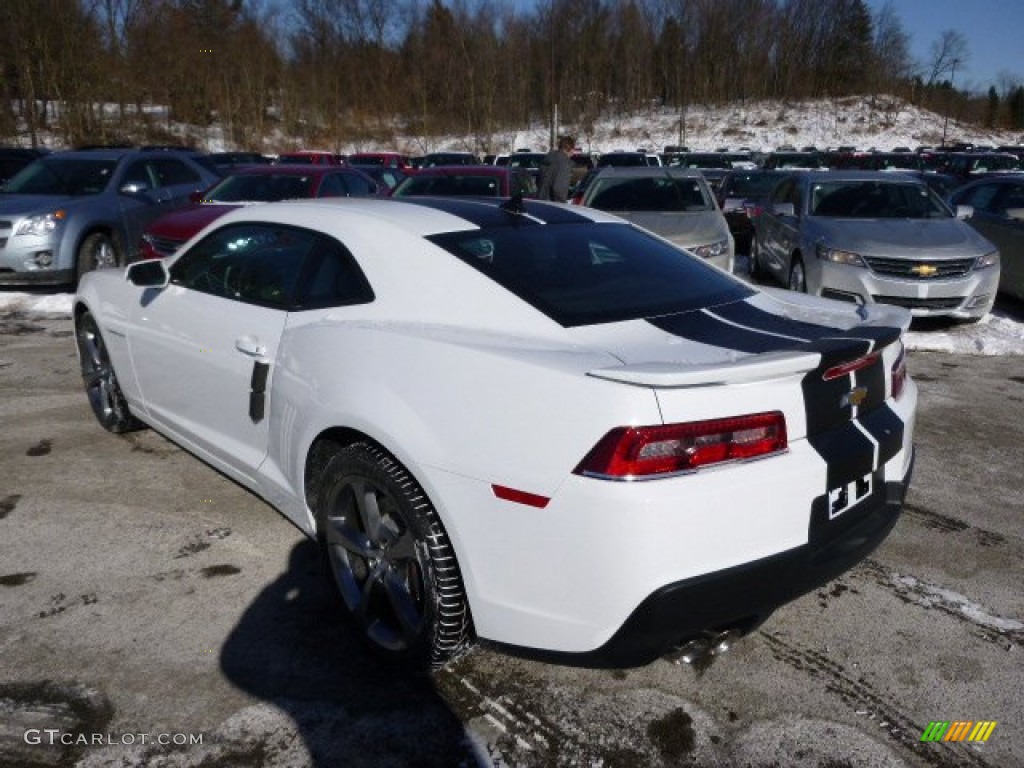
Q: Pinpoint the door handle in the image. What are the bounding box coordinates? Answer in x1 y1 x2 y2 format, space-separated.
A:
234 336 266 357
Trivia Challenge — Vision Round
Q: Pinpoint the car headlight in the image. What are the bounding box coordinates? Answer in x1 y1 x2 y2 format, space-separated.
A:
16 210 67 237
816 244 865 267
974 251 999 270
690 238 730 260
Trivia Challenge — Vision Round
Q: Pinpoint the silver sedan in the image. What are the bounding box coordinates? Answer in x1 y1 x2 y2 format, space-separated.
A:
949 175 1024 301
752 171 1000 320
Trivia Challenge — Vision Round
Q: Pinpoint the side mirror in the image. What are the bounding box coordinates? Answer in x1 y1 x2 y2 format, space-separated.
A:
772 202 796 217
125 259 169 288
955 204 974 220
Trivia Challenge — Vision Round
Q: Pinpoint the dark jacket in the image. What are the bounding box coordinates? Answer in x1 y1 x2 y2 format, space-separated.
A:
538 150 572 202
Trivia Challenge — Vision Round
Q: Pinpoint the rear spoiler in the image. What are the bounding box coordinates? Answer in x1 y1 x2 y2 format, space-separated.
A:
587 349 821 389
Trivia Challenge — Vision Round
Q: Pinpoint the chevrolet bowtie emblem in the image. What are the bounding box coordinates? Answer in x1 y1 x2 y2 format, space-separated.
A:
842 386 868 408
911 263 939 277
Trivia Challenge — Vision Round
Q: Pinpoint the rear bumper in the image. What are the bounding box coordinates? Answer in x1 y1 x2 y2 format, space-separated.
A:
486 448 914 668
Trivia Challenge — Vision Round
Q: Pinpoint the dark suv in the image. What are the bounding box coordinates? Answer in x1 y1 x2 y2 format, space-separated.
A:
0 147 220 286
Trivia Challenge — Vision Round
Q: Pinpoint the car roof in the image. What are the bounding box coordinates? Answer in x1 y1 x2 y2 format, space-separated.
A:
790 170 929 183
231 165 358 177
590 166 704 179
410 165 517 176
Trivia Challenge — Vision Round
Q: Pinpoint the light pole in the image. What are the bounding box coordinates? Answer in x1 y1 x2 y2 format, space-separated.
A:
941 58 960 148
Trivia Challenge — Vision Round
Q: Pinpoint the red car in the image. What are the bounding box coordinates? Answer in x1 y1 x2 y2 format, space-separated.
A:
390 165 537 198
137 165 381 259
275 150 347 166
347 152 412 170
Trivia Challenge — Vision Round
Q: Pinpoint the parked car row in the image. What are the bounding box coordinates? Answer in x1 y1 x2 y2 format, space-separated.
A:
2 145 1020 320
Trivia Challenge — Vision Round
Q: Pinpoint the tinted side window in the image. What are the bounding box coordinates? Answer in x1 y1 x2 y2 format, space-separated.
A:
296 239 375 309
342 171 376 197
316 173 347 197
169 223 317 308
956 184 1000 211
122 160 154 189
151 158 201 186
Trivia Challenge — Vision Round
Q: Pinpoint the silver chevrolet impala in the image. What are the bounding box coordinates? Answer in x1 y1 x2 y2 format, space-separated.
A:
752 171 1000 320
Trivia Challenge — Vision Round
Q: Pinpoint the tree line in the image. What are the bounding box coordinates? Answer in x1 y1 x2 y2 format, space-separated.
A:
2 0 1022 153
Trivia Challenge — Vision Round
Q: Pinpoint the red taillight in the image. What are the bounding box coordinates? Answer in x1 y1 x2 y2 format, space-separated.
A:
491 484 550 508
573 412 788 480
891 345 907 399
823 352 880 381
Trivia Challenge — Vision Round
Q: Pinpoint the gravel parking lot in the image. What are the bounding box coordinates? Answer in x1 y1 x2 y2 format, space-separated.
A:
1 307 1021 768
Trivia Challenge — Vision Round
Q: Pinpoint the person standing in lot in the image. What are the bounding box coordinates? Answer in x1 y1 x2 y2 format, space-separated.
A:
538 135 575 202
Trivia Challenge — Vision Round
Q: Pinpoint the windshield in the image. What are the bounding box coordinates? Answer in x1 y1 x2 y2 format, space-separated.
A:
429 221 750 327
1 158 117 196
724 173 784 197
587 176 712 212
811 180 951 219
205 173 315 202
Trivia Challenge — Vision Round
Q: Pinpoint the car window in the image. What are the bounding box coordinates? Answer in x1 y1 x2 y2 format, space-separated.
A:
169 223 317 308
150 157 202 187
295 239 375 309
1 158 117 195
210 173 314 202
342 171 377 196
512 171 538 197
811 180 948 219
121 160 156 190
316 173 348 197
953 183 1000 211
587 177 710 212
428 221 751 327
995 183 1024 214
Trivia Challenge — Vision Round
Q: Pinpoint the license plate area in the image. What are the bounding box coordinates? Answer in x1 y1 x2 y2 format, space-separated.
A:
828 472 873 520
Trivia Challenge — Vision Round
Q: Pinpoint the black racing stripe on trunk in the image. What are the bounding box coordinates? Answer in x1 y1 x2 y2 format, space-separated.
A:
853 354 887 414
802 367 856 435
807 421 876 489
648 310 798 354
709 300 843 340
859 403 905 467
805 337 873 370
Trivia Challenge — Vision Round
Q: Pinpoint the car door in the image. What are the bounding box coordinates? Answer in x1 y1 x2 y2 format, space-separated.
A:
960 182 1024 297
759 176 800 276
126 221 317 484
117 158 175 252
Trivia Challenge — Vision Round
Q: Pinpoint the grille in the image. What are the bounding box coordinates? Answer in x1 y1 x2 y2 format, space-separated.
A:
147 235 185 257
872 295 963 310
864 256 974 280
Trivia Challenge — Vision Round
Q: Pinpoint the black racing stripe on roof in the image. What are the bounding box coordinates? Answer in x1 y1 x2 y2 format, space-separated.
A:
400 196 594 227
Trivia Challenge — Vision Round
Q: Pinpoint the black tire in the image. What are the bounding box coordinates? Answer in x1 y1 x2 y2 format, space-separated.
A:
76 232 122 284
788 255 807 293
312 441 472 670
76 311 143 433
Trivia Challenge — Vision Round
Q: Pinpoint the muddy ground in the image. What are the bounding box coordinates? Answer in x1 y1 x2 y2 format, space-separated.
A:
0 309 1021 768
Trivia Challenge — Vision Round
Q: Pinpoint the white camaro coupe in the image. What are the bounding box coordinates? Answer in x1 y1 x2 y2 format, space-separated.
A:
74 196 917 669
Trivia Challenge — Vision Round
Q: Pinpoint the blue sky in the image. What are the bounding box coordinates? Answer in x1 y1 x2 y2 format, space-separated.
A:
867 0 1023 90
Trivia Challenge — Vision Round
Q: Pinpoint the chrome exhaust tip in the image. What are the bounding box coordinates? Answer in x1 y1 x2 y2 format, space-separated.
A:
665 629 744 665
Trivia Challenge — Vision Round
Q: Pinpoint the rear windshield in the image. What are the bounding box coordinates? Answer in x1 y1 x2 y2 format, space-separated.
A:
587 176 712 212
394 174 502 196
207 173 315 202
428 221 750 327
